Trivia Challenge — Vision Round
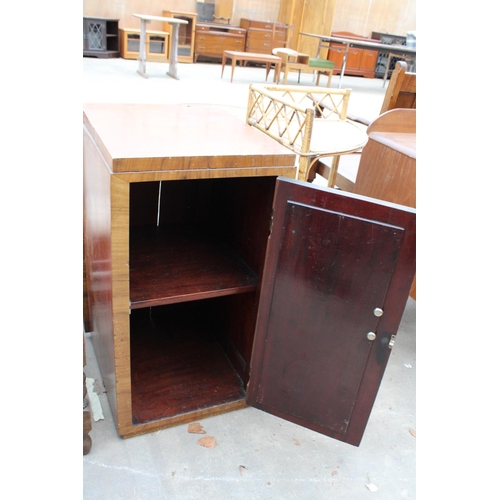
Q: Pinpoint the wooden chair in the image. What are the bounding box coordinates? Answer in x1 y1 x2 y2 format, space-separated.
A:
246 84 367 186
382 53 416 86
316 61 416 189
352 108 416 299
380 60 416 114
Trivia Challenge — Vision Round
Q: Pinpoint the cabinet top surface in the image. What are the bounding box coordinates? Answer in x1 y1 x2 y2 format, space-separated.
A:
132 14 188 24
197 22 243 30
83 103 296 174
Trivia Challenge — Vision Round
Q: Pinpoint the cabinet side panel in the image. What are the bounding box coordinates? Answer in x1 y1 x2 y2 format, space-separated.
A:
111 176 133 436
83 128 117 423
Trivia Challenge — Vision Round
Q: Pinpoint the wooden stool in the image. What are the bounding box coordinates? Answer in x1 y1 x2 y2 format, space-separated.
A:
273 49 334 87
308 58 334 87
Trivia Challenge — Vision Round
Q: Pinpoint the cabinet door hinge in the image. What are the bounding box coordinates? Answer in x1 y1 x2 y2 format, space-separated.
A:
388 334 396 349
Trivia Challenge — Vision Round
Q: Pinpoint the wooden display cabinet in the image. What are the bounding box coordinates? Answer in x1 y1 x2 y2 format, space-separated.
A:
119 29 169 62
83 17 120 58
163 11 197 63
83 103 416 447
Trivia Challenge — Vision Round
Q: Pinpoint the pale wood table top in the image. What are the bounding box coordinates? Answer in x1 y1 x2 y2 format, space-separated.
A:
83 103 296 174
223 51 283 63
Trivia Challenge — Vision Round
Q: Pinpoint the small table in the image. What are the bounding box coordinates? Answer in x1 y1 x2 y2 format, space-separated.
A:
132 14 188 80
221 51 282 83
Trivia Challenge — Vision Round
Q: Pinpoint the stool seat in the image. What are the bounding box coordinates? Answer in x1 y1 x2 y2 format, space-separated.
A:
308 58 334 70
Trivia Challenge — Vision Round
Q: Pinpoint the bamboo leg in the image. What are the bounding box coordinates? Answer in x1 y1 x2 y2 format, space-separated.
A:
297 108 314 181
297 156 311 181
327 155 341 188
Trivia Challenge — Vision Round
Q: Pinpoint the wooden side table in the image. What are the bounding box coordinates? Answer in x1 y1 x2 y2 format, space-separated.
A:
132 14 188 79
221 51 282 82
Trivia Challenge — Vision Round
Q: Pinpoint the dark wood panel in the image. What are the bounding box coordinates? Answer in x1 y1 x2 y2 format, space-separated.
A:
130 181 160 227
130 302 246 424
247 178 416 446
83 130 118 419
129 225 258 308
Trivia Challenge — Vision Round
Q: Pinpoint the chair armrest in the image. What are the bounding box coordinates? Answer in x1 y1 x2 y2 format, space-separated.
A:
346 112 371 127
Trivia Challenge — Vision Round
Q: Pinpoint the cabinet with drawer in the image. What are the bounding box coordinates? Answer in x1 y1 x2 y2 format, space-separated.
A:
239 19 289 55
327 32 378 78
194 23 246 62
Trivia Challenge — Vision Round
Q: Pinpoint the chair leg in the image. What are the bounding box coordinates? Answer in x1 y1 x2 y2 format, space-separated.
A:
327 155 341 188
326 70 332 88
307 158 319 181
297 156 311 182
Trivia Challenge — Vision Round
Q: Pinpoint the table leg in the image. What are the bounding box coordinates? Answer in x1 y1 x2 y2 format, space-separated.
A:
230 59 236 82
167 23 180 80
136 19 149 78
221 53 227 78
274 61 281 83
338 43 349 88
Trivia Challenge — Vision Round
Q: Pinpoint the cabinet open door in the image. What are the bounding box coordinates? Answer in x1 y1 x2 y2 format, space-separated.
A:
246 177 416 446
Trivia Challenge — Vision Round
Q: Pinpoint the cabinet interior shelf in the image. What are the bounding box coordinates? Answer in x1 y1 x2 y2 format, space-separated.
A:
129 225 259 309
130 302 246 424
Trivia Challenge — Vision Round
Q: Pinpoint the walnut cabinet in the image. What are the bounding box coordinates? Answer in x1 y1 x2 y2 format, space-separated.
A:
83 103 416 447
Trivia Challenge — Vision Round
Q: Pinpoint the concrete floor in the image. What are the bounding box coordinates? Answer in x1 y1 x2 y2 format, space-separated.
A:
82 56 416 499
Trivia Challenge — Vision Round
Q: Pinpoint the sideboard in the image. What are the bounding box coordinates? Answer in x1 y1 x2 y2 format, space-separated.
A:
327 31 378 78
239 19 289 54
194 22 246 62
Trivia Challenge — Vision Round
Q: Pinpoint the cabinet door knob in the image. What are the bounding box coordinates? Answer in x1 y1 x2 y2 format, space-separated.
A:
373 307 384 317
367 332 377 341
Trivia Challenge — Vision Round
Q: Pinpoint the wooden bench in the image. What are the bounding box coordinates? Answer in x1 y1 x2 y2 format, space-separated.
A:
221 51 283 83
